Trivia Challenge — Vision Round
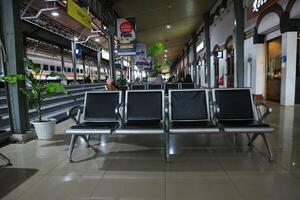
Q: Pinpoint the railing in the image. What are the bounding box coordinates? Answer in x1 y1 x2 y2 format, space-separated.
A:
0 83 106 130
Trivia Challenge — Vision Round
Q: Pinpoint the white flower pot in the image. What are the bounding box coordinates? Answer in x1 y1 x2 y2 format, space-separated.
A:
32 119 57 140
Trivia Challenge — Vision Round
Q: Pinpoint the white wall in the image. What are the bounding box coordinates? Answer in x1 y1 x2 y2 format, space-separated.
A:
280 32 298 106
290 0 300 18
210 2 235 52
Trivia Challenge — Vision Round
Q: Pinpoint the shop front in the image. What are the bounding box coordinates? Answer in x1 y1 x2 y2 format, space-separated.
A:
244 0 300 106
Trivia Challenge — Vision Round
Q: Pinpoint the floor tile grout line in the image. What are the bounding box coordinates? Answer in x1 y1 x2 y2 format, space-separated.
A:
88 152 115 199
211 150 247 200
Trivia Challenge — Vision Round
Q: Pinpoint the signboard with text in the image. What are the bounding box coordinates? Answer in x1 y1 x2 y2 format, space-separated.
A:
67 0 91 30
246 0 279 20
117 18 136 56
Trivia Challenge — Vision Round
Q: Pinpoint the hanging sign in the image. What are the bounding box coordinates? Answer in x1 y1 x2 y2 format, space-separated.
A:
67 0 91 30
252 0 279 13
135 43 150 68
117 18 136 56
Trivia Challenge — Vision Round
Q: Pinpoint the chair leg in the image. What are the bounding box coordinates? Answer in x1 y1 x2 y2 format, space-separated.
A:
248 133 259 147
165 132 170 163
68 134 78 163
0 153 12 167
246 133 251 143
261 133 273 162
80 135 90 148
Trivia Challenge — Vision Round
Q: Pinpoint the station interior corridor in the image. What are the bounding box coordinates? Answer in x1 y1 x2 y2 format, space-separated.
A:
1 102 300 200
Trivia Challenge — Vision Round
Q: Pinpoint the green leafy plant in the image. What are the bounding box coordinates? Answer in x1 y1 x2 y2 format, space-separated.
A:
116 74 128 88
147 41 171 73
2 58 68 122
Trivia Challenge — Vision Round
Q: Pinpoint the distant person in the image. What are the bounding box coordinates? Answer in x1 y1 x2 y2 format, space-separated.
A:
177 76 185 83
167 75 176 84
184 74 193 83
134 77 141 85
84 75 92 83
105 77 118 91
151 74 164 85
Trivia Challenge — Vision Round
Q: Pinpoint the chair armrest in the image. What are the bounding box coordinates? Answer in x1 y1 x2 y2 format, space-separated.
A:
115 103 124 125
67 106 83 125
255 102 272 123
210 101 220 124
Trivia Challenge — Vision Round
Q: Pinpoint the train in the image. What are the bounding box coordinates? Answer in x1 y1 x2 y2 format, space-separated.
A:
27 53 109 83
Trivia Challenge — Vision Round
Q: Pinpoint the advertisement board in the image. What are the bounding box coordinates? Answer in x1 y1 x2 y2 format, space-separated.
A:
135 43 150 68
117 18 136 56
67 0 91 30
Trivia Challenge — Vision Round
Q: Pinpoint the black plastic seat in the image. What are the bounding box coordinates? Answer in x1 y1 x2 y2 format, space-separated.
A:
66 91 122 162
181 83 195 89
169 121 218 134
213 88 274 161
67 122 119 134
167 89 218 134
165 84 179 95
115 90 165 135
131 84 145 90
148 84 162 90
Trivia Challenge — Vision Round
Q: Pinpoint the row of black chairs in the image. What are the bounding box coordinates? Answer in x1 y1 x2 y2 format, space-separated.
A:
131 83 195 90
66 88 274 162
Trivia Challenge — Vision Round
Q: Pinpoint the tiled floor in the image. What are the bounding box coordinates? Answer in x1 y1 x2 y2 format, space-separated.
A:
1 102 300 200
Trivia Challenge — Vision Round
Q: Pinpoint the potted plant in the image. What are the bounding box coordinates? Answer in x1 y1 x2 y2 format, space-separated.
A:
116 74 128 91
2 58 68 140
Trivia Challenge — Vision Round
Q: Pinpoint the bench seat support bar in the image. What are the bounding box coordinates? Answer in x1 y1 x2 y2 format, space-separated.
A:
249 133 273 161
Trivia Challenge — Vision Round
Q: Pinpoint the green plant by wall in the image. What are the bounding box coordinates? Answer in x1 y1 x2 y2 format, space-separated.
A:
2 58 68 122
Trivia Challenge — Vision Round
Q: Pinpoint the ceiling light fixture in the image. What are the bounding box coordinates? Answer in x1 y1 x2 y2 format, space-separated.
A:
74 37 79 41
166 24 171 29
95 38 100 42
51 11 59 17
165 49 168 52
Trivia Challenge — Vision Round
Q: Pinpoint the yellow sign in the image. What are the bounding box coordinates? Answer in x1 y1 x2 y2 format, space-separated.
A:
67 0 91 30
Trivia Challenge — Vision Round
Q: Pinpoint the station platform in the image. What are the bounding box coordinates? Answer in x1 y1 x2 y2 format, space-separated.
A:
1 102 300 200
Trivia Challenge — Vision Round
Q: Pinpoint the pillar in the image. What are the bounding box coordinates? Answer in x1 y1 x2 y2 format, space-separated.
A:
281 32 297 106
234 0 245 87
108 26 115 80
97 49 102 81
71 39 77 83
0 0 29 134
203 13 211 88
82 55 86 83
61 47 67 85
253 43 266 99
192 34 199 87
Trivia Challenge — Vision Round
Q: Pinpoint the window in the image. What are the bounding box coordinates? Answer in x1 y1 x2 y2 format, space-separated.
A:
80 69 83 74
76 69 79 73
56 66 61 72
67 68 71 73
64 67 67 72
35 63 41 69
50 65 55 71
43 64 49 71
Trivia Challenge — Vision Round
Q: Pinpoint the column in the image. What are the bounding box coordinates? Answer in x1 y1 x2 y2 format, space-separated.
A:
234 0 245 87
0 0 29 134
108 26 115 80
71 39 77 83
281 32 297 106
131 56 135 82
61 47 67 85
192 34 199 87
82 55 86 83
203 13 211 88
253 43 266 99
97 49 102 81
